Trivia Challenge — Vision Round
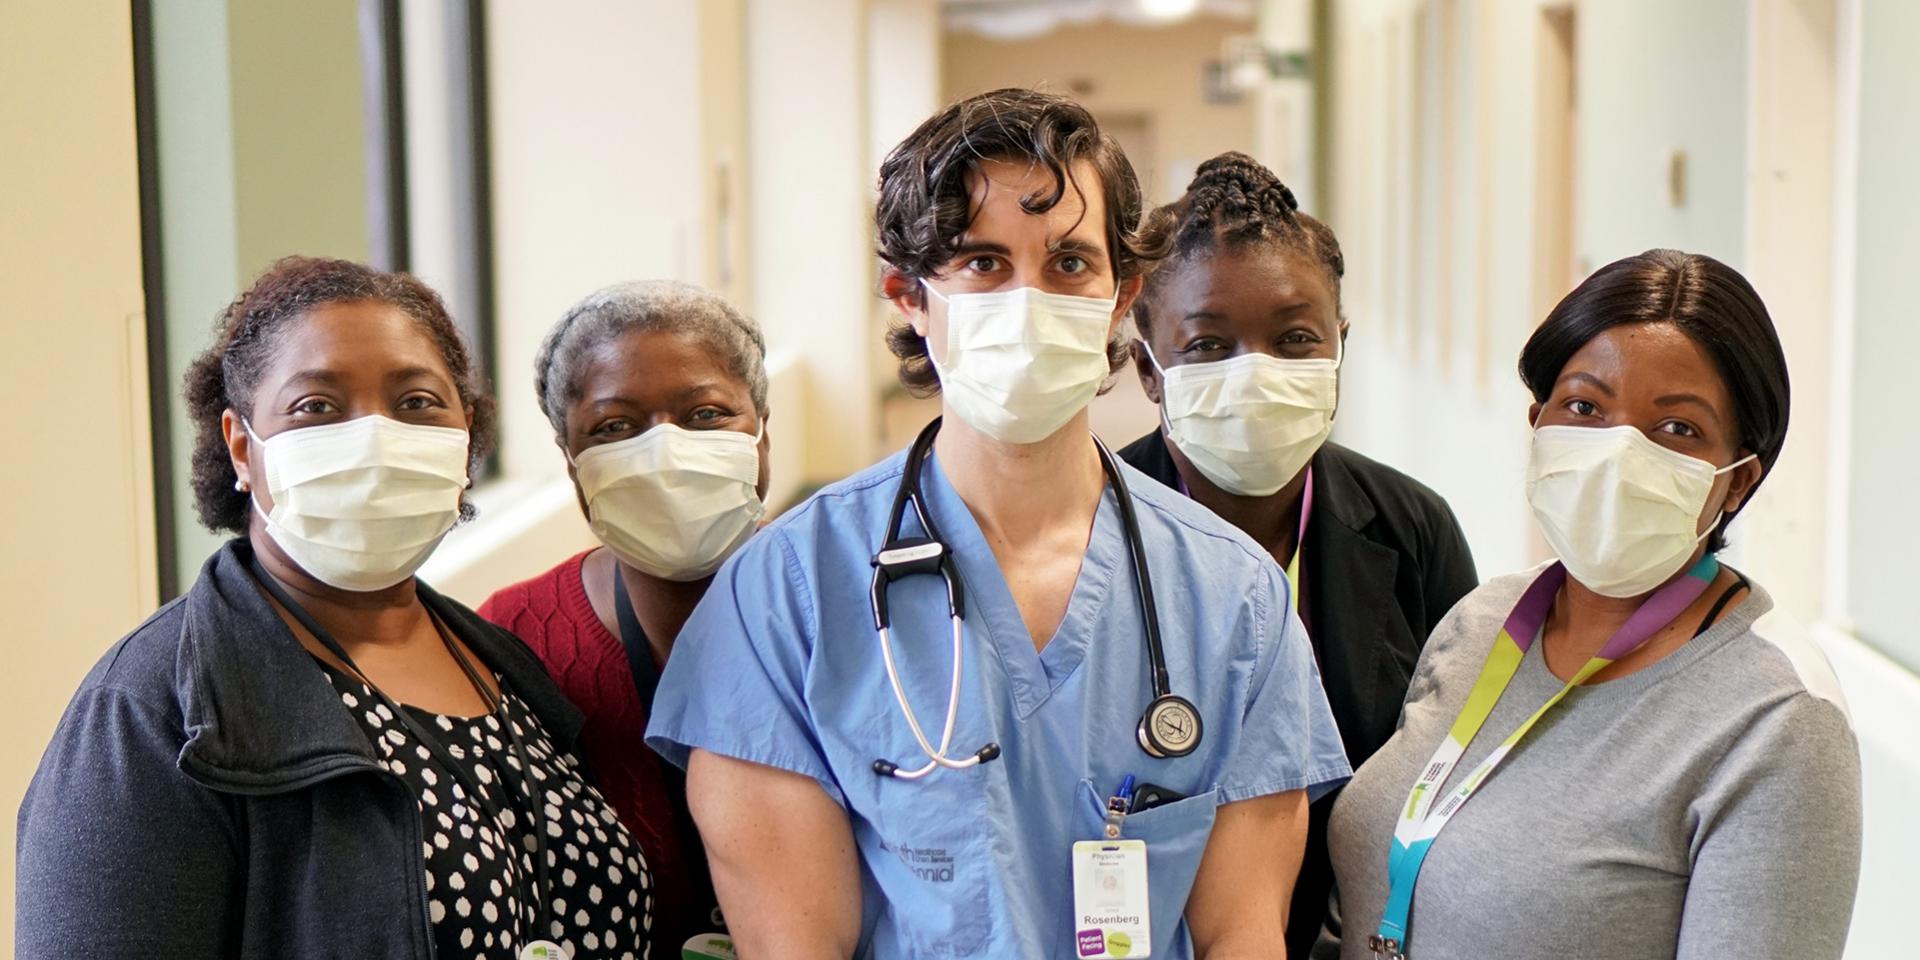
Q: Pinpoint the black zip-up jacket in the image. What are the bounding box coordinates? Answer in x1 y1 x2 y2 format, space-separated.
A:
1118 432 1479 958
17 538 586 958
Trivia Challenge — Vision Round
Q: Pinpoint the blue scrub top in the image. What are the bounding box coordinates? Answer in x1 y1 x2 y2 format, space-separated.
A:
648 447 1351 958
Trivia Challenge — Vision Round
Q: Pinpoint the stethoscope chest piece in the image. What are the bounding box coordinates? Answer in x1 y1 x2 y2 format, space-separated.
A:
1137 693 1203 759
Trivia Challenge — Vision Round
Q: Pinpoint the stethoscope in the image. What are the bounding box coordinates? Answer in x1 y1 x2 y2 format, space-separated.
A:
868 417 1203 780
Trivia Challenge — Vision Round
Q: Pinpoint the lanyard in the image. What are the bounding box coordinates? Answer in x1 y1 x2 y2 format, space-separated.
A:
1370 554 1719 959
246 560 555 950
1284 466 1313 612
611 570 662 713
1175 466 1314 611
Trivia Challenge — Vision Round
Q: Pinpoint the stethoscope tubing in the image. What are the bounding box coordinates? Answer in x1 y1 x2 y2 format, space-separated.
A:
870 417 1193 777
876 615 983 777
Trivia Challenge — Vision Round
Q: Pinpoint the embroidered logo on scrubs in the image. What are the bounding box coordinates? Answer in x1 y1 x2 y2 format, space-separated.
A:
881 840 956 882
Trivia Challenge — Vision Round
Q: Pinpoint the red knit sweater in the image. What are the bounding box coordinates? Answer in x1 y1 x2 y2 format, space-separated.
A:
478 550 721 955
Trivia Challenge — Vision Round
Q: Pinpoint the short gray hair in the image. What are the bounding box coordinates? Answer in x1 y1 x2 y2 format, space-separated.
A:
535 280 769 436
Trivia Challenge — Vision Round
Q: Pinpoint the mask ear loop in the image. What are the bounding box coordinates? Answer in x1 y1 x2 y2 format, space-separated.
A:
1136 340 1180 439
1696 452 1760 549
239 417 266 510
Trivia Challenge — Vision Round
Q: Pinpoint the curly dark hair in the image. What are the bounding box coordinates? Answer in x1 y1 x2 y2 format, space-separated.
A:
1134 152 1345 337
183 256 497 534
875 87 1168 394
1519 249 1789 552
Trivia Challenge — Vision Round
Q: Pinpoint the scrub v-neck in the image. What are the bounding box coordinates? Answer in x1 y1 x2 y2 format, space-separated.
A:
918 449 1124 719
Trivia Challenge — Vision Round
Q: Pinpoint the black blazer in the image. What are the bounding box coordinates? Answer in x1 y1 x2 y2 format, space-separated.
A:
1117 431 1479 957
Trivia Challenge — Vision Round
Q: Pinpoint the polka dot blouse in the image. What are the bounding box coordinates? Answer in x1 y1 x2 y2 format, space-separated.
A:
322 662 654 959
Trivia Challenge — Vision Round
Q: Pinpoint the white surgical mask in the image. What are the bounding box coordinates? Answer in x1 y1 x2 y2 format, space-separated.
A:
1144 340 1341 496
921 283 1117 444
248 415 471 592
572 423 766 581
1525 424 1754 598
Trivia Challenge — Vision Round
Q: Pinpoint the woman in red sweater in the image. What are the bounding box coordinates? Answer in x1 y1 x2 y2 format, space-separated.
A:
479 280 770 960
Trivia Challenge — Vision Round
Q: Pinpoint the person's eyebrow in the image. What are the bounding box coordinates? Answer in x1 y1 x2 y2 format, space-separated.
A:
1655 392 1724 425
1048 237 1106 258
668 379 734 402
386 365 450 385
1561 371 1617 396
585 380 731 409
279 369 344 387
950 240 1013 258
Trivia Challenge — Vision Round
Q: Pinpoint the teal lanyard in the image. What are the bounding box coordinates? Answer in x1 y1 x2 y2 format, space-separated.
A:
1368 555 1719 959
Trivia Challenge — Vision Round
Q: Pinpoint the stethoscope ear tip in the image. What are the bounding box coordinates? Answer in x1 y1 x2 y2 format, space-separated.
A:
977 743 1002 762
872 759 900 776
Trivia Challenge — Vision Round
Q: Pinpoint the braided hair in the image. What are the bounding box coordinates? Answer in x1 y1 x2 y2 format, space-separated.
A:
1134 152 1344 335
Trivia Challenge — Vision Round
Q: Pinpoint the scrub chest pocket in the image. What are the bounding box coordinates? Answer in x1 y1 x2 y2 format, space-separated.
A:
1074 778 1221 956
861 768 996 958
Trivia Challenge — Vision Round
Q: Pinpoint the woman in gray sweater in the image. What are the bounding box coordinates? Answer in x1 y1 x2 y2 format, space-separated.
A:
1326 249 1862 960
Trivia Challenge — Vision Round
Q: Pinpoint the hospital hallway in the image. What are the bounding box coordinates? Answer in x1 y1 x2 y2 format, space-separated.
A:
3 0 1914 954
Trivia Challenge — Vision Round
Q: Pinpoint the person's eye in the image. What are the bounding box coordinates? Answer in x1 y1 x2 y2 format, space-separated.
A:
293 398 338 416
966 255 999 274
592 418 635 436
397 393 440 412
1565 398 1599 418
689 408 729 425
1280 331 1318 345
1058 255 1088 275
1181 338 1228 355
1659 420 1700 439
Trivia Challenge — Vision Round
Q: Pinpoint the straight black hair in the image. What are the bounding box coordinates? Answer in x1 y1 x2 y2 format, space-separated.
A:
1519 248 1790 551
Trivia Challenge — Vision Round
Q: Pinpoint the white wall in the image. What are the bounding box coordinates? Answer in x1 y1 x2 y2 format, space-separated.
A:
1325 0 1549 577
484 0 705 484
1831 4 1920 945
1574 0 1750 269
1844 0 1920 670
1737 0 1838 633
746 0 881 483
423 0 712 603
0 0 155 940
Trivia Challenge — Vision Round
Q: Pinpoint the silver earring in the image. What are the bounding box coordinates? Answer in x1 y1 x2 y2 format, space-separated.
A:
234 478 250 492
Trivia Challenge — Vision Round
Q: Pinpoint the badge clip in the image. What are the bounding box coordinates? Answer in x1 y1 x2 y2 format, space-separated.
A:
1104 774 1136 839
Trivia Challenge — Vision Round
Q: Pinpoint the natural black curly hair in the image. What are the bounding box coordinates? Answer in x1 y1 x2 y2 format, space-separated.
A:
1134 151 1345 337
183 256 497 534
875 87 1168 395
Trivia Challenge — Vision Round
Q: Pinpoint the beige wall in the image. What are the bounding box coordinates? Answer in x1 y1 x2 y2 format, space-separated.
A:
942 13 1259 206
0 0 155 941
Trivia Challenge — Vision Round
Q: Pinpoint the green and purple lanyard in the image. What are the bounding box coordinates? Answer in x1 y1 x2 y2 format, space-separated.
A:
1369 553 1720 959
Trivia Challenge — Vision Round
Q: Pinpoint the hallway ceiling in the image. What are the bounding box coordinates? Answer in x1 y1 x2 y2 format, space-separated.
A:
942 0 1254 40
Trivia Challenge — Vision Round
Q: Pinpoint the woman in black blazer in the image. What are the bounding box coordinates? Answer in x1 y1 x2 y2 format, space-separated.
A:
1119 153 1478 958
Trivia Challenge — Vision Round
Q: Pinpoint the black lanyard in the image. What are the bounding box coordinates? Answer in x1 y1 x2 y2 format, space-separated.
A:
246 560 553 944
611 570 661 713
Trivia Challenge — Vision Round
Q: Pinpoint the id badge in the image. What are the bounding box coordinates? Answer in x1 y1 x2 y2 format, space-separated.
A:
682 932 736 959
1071 839 1151 958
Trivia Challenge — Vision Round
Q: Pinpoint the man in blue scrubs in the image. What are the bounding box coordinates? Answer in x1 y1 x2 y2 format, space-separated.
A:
648 88 1350 958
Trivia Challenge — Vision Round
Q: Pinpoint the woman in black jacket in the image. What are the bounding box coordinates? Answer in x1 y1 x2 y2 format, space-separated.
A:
18 257 652 959
1120 153 1478 958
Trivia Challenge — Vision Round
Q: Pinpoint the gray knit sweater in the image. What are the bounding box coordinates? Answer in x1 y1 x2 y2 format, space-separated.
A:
1326 566 1862 960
